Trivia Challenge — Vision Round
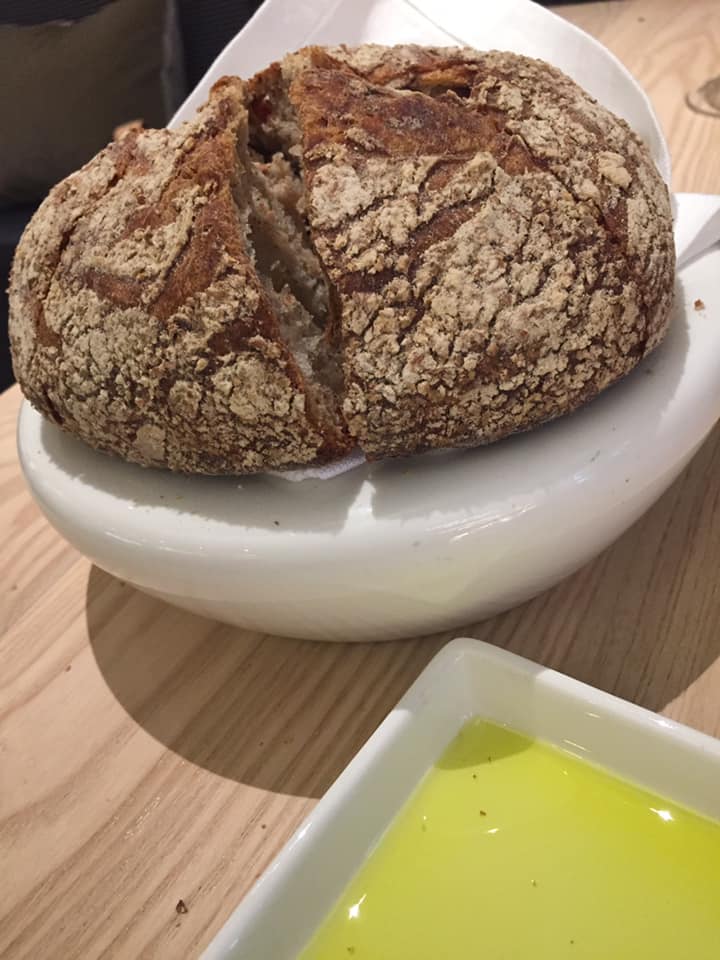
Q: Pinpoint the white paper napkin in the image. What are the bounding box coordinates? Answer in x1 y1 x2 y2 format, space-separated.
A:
171 0 720 482
675 193 720 269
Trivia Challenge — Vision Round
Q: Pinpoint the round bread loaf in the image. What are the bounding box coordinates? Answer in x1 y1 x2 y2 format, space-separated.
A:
9 45 675 473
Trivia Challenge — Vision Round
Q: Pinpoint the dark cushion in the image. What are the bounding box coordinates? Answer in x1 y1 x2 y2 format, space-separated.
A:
0 2 112 25
0 0 185 208
176 0 263 87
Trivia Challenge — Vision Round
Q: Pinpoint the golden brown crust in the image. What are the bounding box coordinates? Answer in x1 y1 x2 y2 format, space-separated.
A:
9 76 350 473
290 46 675 458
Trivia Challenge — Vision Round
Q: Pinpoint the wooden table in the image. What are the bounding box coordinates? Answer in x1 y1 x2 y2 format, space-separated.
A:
2 2 719 956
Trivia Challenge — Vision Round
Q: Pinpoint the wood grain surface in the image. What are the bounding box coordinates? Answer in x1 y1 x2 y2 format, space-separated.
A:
1 3 720 957
558 0 720 194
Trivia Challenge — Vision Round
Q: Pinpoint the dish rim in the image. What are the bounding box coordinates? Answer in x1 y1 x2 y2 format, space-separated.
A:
202 636 720 959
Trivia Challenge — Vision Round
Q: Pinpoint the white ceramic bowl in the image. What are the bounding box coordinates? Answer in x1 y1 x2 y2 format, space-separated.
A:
16 220 720 641
201 637 720 959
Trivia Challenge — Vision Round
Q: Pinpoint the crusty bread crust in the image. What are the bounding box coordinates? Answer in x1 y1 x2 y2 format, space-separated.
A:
290 46 675 458
9 77 350 473
10 46 675 472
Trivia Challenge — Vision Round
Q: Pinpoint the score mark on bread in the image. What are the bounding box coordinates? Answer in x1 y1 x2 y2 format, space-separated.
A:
9 45 675 474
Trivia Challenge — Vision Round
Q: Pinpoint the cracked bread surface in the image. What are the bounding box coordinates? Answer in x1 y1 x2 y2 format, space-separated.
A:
9 76 350 473
288 46 674 458
10 45 675 473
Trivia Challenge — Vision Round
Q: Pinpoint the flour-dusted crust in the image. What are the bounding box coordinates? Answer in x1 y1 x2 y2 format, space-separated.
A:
10 45 675 472
9 77 349 473
291 45 675 458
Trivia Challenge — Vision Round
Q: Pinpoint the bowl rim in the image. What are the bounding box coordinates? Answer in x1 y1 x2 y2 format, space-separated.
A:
16 243 720 559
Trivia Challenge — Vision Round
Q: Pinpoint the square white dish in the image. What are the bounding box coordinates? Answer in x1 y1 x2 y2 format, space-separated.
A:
202 637 720 959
